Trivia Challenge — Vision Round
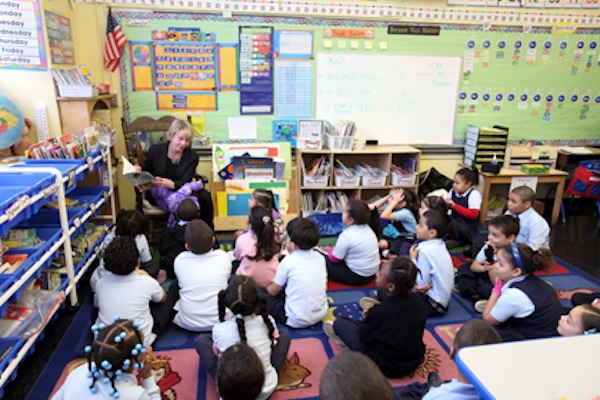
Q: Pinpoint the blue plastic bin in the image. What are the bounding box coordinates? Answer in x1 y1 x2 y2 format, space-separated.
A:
0 337 24 381
67 186 109 218
9 162 80 196
0 172 57 216
15 207 87 236
0 187 33 236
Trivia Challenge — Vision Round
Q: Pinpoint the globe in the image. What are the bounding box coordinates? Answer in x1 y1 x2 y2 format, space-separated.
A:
0 94 25 150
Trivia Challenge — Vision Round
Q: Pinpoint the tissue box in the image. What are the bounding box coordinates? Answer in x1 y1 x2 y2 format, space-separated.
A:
482 163 501 174
520 164 550 174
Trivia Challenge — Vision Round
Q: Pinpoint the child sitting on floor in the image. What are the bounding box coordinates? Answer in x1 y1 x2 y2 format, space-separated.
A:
482 243 563 341
457 215 520 306
91 209 159 291
410 209 455 316
422 319 502 400
172 219 231 332
325 199 380 286
95 236 173 345
234 188 286 245
51 319 159 400
445 166 481 252
216 343 265 400
233 206 281 288
194 276 291 400
324 257 427 378
368 188 419 257
319 352 396 400
557 304 600 336
158 199 200 279
505 185 550 250
266 218 328 328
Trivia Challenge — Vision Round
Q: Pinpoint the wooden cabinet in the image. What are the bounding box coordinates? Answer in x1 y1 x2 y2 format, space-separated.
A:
56 94 113 136
298 145 421 215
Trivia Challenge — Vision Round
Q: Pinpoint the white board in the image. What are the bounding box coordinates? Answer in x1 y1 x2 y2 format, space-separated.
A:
315 53 461 145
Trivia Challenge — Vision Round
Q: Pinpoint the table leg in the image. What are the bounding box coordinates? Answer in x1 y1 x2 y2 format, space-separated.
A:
551 177 566 225
480 176 491 226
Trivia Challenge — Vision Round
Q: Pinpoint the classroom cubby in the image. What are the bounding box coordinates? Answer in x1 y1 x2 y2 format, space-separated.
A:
298 145 421 215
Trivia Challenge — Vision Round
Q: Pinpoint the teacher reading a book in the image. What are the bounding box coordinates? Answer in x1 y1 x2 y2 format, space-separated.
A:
135 118 214 229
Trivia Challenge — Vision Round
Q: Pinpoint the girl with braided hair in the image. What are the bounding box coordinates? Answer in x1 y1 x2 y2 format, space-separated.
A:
232 206 281 288
52 318 159 399
194 276 291 400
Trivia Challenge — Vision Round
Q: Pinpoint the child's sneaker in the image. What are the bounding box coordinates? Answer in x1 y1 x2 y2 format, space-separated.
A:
359 297 381 312
474 300 488 313
323 321 346 348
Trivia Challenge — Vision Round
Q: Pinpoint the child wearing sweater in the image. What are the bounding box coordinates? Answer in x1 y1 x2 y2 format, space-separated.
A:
233 206 281 288
482 243 563 341
324 257 427 378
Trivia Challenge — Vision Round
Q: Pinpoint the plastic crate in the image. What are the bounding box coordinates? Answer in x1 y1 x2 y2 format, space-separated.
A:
391 172 417 187
9 162 80 196
0 187 32 236
0 172 57 214
334 174 360 187
0 337 24 378
303 175 329 187
324 133 353 150
15 207 87 236
67 186 109 218
361 170 387 187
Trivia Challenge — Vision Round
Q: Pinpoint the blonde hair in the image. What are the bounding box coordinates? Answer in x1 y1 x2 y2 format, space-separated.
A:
168 118 193 140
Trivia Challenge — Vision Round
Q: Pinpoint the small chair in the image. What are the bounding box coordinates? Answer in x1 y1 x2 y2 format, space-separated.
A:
121 116 180 245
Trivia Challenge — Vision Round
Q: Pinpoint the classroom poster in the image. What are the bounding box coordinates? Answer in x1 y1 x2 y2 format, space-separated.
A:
0 0 47 70
44 10 74 65
129 41 153 91
239 26 274 115
153 42 217 91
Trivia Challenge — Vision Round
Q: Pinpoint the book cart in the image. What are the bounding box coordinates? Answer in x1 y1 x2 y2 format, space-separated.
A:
0 149 116 396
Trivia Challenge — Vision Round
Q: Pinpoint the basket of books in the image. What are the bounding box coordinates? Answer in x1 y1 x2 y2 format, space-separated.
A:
57 85 98 98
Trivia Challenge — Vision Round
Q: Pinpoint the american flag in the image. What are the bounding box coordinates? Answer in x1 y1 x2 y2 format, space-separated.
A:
103 8 127 72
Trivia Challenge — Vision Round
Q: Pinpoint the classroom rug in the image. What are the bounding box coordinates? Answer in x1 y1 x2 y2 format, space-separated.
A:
29 254 600 400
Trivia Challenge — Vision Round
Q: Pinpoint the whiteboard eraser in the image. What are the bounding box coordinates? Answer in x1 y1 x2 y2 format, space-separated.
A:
366 140 378 145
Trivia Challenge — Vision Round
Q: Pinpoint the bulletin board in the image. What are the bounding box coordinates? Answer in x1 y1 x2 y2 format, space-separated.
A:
118 10 600 146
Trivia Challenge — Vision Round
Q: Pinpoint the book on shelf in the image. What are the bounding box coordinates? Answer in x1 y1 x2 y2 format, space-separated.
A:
121 156 155 187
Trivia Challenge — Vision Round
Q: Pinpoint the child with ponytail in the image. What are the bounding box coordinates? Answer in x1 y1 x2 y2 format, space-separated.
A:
52 319 159 399
233 206 281 288
482 243 564 341
195 276 291 400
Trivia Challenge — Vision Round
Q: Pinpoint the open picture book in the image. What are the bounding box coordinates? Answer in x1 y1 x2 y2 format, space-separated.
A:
121 156 155 187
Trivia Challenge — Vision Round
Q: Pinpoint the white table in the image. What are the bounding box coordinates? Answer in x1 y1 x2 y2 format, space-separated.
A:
455 334 600 400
